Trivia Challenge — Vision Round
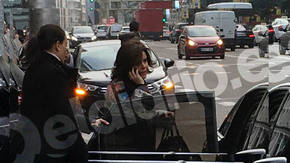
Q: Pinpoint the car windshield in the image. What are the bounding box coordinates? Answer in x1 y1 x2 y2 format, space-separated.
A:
74 26 93 34
78 43 159 72
111 24 122 31
188 27 218 37
98 26 108 31
122 27 130 31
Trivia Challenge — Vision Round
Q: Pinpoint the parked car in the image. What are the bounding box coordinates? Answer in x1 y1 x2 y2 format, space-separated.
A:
162 26 170 40
69 26 97 48
279 24 290 55
177 25 225 60
120 26 130 34
235 24 255 48
169 23 188 44
107 24 122 39
272 18 289 41
95 25 109 40
252 25 269 57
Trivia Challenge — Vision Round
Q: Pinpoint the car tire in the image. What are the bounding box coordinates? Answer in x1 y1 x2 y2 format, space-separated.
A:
185 50 190 60
279 43 286 55
240 44 245 48
220 54 225 59
178 48 182 59
231 46 235 51
248 44 254 48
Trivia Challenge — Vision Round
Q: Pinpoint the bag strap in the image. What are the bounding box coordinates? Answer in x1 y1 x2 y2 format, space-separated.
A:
111 83 128 126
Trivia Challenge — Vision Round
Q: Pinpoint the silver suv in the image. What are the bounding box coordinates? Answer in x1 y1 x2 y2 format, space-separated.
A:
279 25 290 55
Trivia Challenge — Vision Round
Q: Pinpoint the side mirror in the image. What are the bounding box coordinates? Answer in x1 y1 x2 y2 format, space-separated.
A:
235 149 266 163
180 35 186 39
253 157 287 163
164 58 174 68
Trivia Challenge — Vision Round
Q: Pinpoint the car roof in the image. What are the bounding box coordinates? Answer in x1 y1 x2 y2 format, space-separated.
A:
80 40 148 49
186 25 213 28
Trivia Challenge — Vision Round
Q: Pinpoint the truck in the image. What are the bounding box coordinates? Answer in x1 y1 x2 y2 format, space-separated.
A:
194 10 236 51
135 1 171 40
135 9 163 40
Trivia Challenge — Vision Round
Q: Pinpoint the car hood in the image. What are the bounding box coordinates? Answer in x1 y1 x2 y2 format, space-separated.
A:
79 66 167 86
74 33 95 38
188 36 220 43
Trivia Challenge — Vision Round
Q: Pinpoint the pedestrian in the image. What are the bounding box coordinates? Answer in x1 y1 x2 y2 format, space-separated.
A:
89 40 173 154
129 20 141 38
11 24 87 162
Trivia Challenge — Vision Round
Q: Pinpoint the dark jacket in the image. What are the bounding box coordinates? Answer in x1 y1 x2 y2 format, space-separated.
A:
16 51 87 162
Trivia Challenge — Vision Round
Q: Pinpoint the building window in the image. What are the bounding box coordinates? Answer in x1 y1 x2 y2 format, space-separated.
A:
111 2 121 9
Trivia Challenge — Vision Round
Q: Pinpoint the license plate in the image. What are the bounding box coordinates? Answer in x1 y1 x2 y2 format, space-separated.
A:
200 48 213 52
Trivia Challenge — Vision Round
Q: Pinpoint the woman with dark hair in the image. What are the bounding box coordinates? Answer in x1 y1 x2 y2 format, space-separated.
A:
89 40 173 153
11 24 87 162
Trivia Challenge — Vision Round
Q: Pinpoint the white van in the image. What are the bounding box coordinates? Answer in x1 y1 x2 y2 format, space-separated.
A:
195 10 236 51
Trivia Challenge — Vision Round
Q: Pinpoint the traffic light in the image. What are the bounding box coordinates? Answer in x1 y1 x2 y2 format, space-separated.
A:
90 0 94 2
162 17 166 23
90 7 94 11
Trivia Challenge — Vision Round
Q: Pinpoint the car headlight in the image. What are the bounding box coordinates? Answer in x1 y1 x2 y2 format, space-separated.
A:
0 78 6 87
217 39 223 46
91 36 97 40
188 40 196 46
8 78 15 87
71 36 78 41
154 76 175 92
79 83 99 92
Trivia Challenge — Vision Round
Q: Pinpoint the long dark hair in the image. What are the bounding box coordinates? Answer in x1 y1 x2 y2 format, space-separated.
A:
21 24 65 68
111 40 155 81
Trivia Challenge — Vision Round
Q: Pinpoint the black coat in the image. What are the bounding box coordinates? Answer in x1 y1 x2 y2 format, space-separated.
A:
14 51 87 163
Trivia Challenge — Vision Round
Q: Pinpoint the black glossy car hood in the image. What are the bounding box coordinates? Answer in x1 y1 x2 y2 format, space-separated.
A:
79 66 167 86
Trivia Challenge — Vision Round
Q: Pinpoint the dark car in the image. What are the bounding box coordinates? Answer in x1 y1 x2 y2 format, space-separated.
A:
217 82 290 161
169 23 188 44
235 24 255 48
73 40 175 106
266 24 275 44
177 25 225 60
69 26 97 48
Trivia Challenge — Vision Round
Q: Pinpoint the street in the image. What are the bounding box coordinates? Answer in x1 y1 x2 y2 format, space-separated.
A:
146 40 289 126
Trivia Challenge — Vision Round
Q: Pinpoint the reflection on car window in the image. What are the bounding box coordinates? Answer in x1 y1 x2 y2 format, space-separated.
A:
79 45 120 71
188 27 217 37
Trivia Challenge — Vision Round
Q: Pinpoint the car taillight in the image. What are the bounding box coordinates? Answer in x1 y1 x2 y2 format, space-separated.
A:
269 29 274 33
178 29 182 33
249 34 255 38
18 91 22 106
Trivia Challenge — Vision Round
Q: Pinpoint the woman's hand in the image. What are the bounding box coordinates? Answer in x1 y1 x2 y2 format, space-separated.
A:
91 118 110 127
128 67 144 85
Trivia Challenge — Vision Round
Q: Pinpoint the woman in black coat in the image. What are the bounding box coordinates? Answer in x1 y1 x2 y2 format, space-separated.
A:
10 24 87 163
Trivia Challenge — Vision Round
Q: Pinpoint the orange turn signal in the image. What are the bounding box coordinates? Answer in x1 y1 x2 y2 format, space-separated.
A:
75 88 87 96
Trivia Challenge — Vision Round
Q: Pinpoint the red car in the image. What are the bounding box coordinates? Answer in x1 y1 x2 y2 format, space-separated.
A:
177 25 225 60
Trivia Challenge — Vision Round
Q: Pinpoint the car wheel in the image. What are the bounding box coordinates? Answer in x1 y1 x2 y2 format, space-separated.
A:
248 44 254 48
240 44 245 48
231 46 235 51
185 50 190 60
178 48 182 59
279 43 286 55
220 54 225 59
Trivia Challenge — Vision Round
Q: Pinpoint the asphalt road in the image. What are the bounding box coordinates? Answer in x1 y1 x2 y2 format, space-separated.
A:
146 40 290 126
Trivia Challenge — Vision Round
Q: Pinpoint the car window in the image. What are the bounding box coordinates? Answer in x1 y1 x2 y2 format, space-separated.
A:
98 26 108 31
74 26 94 34
110 24 122 32
188 27 218 37
268 95 290 158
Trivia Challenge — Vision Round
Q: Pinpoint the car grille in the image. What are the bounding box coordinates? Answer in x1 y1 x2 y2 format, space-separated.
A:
96 83 159 95
78 37 91 42
197 46 218 54
197 43 216 46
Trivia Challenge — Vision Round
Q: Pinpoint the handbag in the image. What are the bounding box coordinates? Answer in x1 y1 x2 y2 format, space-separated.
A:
157 122 190 152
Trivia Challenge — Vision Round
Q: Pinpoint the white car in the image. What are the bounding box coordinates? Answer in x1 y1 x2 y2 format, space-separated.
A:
120 26 130 33
272 18 289 40
252 25 269 44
